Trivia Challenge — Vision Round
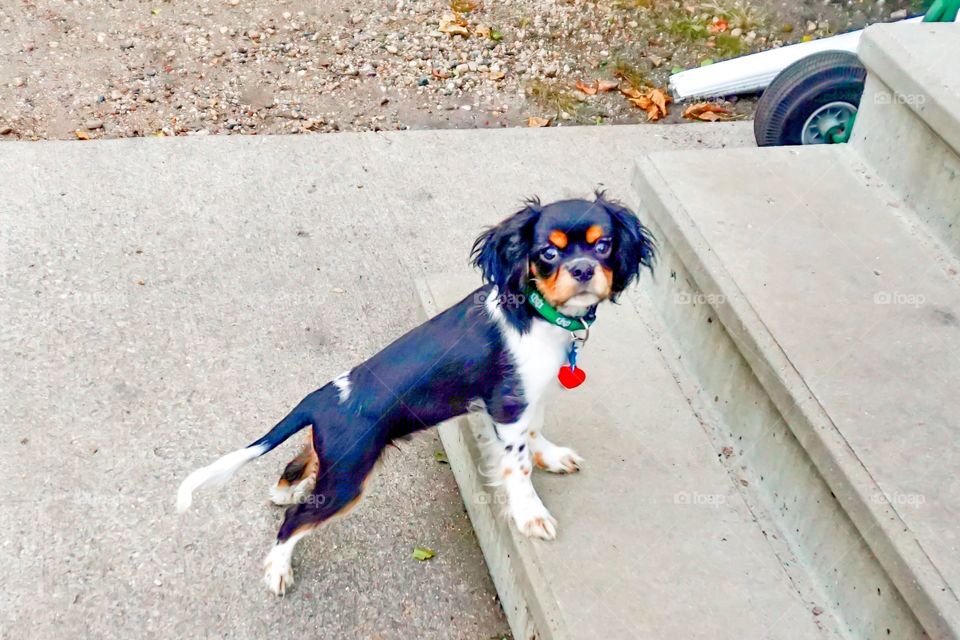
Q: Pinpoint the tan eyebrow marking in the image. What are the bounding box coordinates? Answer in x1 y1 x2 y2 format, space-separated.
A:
548 230 568 249
586 225 604 244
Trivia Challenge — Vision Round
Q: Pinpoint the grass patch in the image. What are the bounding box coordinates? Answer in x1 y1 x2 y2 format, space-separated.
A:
525 79 582 119
702 0 765 31
611 0 653 9
656 1 765 42
663 12 709 40
612 57 647 89
714 33 746 57
654 3 708 40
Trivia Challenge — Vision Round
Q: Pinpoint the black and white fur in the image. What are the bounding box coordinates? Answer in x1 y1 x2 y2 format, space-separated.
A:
176 192 655 595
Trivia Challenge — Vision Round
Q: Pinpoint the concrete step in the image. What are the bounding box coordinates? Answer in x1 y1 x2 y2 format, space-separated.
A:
634 144 960 639
852 23 960 255
418 274 839 640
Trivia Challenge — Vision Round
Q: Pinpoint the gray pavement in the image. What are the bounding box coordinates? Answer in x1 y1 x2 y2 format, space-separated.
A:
0 123 752 640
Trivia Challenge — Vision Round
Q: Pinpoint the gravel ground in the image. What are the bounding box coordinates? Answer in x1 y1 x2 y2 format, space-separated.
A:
0 0 915 140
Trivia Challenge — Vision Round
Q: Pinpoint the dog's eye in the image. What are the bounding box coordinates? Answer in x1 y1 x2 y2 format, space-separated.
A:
595 239 612 255
541 246 559 262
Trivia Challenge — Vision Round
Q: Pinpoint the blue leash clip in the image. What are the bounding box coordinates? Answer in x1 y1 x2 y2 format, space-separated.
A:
567 340 579 371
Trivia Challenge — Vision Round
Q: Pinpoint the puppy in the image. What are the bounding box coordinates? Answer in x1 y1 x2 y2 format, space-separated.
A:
177 191 655 595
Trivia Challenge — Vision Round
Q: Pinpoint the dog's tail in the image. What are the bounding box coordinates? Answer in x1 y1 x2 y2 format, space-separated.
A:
176 390 320 513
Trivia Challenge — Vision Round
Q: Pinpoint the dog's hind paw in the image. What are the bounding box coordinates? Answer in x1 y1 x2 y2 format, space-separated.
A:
269 475 315 506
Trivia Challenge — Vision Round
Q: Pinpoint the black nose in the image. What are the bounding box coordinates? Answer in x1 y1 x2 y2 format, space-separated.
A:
568 260 595 283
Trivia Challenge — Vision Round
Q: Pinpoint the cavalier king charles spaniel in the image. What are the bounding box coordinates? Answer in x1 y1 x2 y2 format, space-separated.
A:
177 191 655 595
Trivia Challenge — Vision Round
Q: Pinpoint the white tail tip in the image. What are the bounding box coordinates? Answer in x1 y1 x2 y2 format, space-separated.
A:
176 480 195 513
175 444 267 514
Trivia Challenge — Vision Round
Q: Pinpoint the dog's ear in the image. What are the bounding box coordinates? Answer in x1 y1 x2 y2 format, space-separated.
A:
471 200 542 293
595 191 656 297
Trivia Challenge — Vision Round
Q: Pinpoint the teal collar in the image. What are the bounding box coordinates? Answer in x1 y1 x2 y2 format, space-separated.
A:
525 287 595 332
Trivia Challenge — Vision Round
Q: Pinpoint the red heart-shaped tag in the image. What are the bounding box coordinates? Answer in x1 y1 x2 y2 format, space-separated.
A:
558 366 586 389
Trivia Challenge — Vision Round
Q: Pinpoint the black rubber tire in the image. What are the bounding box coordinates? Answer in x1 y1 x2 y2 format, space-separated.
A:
753 50 866 147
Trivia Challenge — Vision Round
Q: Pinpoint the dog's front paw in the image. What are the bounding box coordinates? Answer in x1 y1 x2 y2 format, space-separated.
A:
263 548 295 596
512 500 558 540
263 560 294 596
533 445 584 474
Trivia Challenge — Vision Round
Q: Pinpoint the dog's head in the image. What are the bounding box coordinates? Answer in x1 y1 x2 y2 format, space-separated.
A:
471 192 655 316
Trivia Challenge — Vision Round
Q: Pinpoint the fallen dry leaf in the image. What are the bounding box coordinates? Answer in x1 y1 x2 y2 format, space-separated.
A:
682 101 733 122
527 116 551 127
628 97 657 121
441 23 469 36
488 70 505 81
708 18 729 33
619 84 643 99
597 79 619 93
439 12 470 37
74 130 91 140
449 0 478 12
627 87 671 121
575 79 597 96
474 24 491 38
649 88 669 114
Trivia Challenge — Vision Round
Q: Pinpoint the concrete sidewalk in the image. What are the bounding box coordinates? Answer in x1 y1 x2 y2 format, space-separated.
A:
0 123 753 639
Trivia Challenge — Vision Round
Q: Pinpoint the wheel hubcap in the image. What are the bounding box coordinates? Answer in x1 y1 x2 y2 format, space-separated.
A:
801 101 858 144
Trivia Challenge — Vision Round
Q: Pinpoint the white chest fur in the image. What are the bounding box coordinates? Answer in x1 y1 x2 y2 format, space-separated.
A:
485 290 571 405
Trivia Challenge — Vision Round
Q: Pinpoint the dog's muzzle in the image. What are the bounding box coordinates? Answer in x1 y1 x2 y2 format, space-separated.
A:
566 258 598 284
